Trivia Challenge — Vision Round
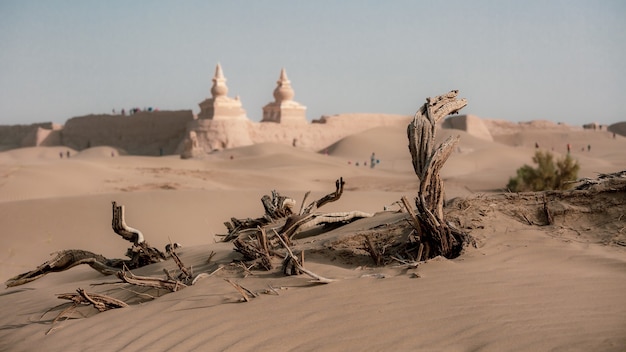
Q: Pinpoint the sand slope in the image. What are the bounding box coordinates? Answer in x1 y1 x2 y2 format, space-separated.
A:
1 123 625 351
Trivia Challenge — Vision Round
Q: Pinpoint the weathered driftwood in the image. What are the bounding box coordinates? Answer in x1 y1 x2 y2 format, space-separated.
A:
234 227 274 270
4 202 167 288
222 191 297 241
112 202 167 267
224 178 357 243
224 279 258 302
276 178 374 241
46 288 128 335
5 250 119 287
115 244 214 292
405 90 470 260
117 267 187 292
363 235 383 266
231 178 371 272
57 288 129 312
167 243 193 282
275 230 334 283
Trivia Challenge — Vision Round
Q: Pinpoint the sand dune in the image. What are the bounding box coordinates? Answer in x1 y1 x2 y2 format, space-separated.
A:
1 121 625 351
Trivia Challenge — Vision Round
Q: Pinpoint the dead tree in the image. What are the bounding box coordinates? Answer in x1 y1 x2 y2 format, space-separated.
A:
405 90 470 259
231 178 369 279
222 191 297 241
4 202 167 288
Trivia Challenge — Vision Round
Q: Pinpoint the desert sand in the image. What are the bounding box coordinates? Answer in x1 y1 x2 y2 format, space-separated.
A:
1 122 626 351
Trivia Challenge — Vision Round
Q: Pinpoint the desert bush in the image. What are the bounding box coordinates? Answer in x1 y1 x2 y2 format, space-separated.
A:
507 150 580 192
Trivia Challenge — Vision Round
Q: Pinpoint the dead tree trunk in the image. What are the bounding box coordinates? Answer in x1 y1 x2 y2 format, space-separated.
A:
4 202 166 288
406 90 470 259
111 201 166 267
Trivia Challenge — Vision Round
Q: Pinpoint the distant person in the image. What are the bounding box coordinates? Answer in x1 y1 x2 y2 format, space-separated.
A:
66 150 70 158
59 152 63 159
292 138 297 147
567 143 571 154
370 152 376 169
121 108 125 116
587 144 591 152
535 142 539 149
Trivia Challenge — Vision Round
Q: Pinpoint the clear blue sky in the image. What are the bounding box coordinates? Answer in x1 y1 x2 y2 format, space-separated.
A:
1 0 624 126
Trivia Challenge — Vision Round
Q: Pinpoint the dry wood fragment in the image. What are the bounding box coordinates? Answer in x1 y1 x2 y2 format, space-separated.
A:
46 288 128 335
298 191 311 215
56 288 128 311
543 195 554 225
274 230 334 283
191 265 224 285
224 279 252 302
167 242 192 281
221 190 298 241
117 267 186 292
112 201 144 245
233 236 273 270
5 250 119 287
363 235 383 266
416 243 424 262
265 285 280 295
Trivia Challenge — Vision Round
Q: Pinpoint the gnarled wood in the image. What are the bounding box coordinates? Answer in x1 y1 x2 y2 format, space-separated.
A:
406 90 470 259
5 202 167 288
275 230 334 283
5 250 122 287
230 178 371 273
112 201 144 245
117 267 186 292
46 288 128 335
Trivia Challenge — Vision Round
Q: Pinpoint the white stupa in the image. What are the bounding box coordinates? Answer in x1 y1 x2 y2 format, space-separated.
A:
197 63 248 121
261 68 307 124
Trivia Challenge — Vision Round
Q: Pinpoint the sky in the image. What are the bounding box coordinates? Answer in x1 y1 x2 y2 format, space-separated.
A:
1 0 625 126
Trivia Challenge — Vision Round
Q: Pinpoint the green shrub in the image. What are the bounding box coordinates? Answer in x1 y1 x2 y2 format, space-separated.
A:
507 150 580 192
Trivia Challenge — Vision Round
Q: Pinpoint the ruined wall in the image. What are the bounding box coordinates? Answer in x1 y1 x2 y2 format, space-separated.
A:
178 119 255 154
62 111 193 155
0 122 61 151
21 126 63 147
183 113 412 155
441 114 494 141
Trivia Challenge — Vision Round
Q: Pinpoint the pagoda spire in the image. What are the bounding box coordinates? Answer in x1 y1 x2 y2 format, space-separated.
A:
211 63 228 98
273 67 294 102
262 67 306 124
279 67 289 82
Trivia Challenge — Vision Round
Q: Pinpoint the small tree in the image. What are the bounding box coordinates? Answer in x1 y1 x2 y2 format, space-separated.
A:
507 150 580 192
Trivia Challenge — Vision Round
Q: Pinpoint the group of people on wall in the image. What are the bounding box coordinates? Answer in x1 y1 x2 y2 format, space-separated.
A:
112 107 158 116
